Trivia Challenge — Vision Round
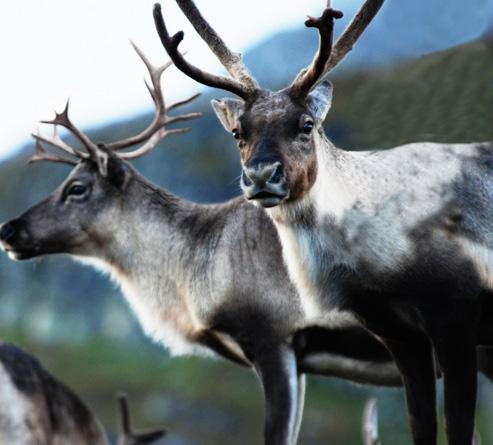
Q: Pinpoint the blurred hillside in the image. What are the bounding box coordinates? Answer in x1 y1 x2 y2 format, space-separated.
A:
0 19 492 445
246 0 493 83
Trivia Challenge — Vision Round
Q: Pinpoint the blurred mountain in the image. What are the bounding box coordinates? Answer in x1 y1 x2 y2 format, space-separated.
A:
245 0 493 86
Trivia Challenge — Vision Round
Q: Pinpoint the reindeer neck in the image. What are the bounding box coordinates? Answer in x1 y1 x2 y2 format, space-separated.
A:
76 175 227 355
269 132 370 226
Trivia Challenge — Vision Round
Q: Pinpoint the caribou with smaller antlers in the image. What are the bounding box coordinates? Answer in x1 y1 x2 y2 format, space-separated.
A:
0 342 167 445
0 43 406 445
152 1 493 444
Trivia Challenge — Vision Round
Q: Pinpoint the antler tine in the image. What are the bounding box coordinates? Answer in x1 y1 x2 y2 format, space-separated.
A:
174 0 259 90
118 394 132 438
166 110 202 125
105 42 173 151
118 126 193 160
290 0 384 97
362 398 381 445
168 92 201 112
28 138 78 166
41 100 101 160
102 42 202 158
324 0 384 74
32 124 89 159
132 40 173 107
153 3 255 100
290 7 343 98
116 393 168 445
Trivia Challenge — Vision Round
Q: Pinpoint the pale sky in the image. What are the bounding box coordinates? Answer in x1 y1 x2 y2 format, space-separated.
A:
0 0 359 160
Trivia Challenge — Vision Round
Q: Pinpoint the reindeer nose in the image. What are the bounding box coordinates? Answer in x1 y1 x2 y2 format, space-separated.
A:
0 219 24 243
0 222 16 242
242 162 284 187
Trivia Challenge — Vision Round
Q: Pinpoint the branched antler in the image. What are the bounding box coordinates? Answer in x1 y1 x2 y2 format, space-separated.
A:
31 124 87 161
153 3 259 100
40 100 101 159
291 0 384 96
153 0 384 101
104 42 174 151
117 394 167 445
29 43 201 173
325 0 384 73
290 7 343 98
29 137 77 166
174 0 258 90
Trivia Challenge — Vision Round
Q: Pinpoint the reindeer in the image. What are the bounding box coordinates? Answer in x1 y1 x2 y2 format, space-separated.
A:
152 1 493 444
1 37 492 445
0 342 167 445
0 43 408 445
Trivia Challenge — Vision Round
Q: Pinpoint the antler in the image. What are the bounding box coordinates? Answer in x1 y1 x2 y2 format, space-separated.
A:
153 3 259 101
362 398 381 445
290 7 343 98
153 0 382 101
174 0 258 90
29 137 78 167
326 0 384 72
106 41 200 155
30 100 112 174
291 0 384 96
29 43 201 172
117 394 167 445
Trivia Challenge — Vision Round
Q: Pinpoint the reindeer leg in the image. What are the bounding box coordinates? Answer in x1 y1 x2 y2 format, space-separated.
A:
429 321 478 445
379 337 437 445
254 344 301 445
292 372 306 444
477 345 493 381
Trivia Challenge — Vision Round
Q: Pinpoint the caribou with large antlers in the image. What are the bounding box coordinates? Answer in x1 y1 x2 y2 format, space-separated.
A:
0 43 412 445
0 342 167 445
153 1 493 444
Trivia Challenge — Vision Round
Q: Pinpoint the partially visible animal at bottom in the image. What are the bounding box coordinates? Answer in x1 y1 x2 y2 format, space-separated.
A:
0 342 167 445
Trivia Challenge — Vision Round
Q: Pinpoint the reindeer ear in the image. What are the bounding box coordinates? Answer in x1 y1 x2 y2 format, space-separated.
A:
211 98 245 132
306 80 333 123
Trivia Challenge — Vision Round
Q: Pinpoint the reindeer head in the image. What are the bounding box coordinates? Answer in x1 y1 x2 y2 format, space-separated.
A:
153 0 383 208
0 44 200 261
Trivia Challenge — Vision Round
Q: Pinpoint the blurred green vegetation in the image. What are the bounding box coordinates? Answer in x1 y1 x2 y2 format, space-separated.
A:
0 30 492 445
330 40 493 149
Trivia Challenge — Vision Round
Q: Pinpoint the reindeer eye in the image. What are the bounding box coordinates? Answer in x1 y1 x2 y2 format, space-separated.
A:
302 121 314 134
65 183 89 200
232 129 240 139
69 184 87 195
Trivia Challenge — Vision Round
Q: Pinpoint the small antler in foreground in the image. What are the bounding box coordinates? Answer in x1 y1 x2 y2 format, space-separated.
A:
117 394 167 445
362 398 380 445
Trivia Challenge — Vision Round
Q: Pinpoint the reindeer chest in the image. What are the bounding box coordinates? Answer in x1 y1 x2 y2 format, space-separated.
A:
275 209 434 307
117 274 213 358
275 222 356 319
